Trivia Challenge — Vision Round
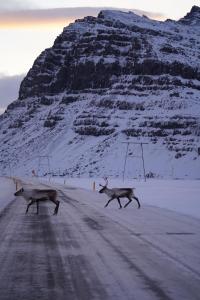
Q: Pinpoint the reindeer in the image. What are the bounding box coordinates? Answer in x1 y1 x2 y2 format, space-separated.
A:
99 178 141 209
14 187 60 215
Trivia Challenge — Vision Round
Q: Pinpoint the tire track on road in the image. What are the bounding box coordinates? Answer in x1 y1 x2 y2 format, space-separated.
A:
58 189 200 280
0 200 77 300
58 190 174 300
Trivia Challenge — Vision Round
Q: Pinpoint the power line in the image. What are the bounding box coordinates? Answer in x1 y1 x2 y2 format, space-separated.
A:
122 142 148 181
37 155 51 177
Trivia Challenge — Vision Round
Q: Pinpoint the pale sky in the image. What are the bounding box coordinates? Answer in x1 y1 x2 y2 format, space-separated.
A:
1 1 199 76
0 0 199 112
1 0 199 19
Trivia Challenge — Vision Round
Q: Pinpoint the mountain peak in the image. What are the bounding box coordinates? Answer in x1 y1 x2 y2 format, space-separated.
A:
178 5 200 25
97 9 150 25
191 5 200 13
98 9 139 18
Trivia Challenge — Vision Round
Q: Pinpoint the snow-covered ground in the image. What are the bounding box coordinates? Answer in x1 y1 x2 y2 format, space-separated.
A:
39 177 200 220
0 177 16 211
1 176 199 219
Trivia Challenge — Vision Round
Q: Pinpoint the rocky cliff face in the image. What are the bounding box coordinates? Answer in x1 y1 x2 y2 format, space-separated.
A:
178 5 200 25
19 8 200 99
0 7 200 178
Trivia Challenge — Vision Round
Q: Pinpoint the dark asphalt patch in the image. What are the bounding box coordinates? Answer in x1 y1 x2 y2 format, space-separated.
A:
83 217 104 231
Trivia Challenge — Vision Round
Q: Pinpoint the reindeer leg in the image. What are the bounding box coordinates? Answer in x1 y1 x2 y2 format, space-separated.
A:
26 199 35 214
124 197 132 208
117 197 122 209
49 198 60 215
133 196 141 209
104 197 115 208
53 201 60 215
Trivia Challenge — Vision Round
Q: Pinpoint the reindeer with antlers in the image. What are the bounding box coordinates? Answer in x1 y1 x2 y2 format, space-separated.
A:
99 178 141 209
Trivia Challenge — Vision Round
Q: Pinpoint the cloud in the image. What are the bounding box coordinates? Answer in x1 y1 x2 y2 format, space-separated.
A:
0 74 24 114
0 7 165 28
0 0 36 12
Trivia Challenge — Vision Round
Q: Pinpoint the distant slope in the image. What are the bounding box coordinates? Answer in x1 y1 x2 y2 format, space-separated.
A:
0 7 200 178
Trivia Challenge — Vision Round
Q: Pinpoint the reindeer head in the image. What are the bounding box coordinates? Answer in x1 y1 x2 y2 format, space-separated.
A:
99 185 107 193
99 177 108 193
14 188 24 196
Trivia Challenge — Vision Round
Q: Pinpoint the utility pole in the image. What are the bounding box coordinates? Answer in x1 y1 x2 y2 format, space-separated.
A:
7 160 12 178
37 155 51 177
122 142 148 181
140 143 146 181
122 142 130 181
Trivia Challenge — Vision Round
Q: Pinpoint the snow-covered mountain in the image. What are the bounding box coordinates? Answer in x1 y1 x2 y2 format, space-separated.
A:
0 7 200 179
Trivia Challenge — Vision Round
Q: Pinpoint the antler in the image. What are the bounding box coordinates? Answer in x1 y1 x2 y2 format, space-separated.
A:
103 176 108 186
99 177 108 188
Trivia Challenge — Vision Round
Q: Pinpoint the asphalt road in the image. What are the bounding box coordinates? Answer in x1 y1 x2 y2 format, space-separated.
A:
0 182 199 300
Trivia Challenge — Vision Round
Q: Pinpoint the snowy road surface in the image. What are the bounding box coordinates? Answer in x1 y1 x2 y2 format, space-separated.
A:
0 178 200 300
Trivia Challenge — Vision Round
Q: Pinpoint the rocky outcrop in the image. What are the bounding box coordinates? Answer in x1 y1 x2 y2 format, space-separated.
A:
18 8 200 100
178 5 200 25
